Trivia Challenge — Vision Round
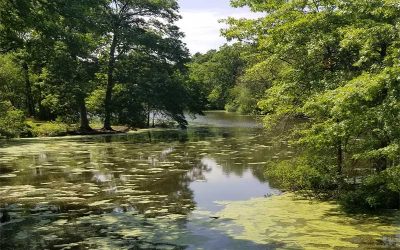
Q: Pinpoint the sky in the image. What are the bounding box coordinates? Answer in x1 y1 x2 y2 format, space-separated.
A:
177 0 256 54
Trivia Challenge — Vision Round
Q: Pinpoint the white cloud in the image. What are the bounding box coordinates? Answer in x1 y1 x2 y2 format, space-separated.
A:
177 11 226 54
177 9 260 54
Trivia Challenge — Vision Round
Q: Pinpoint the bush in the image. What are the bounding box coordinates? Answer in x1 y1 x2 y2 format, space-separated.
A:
26 121 72 137
265 157 335 193
340 169 400 211
225 102 238 113
0 101 28 138
267 155 400 211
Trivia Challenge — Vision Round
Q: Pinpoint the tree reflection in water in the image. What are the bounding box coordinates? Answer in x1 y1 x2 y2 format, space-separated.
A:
0 114 286 249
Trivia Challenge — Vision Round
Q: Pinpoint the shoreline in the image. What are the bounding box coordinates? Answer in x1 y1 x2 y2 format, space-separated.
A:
0 126 187 141
0 126 133 141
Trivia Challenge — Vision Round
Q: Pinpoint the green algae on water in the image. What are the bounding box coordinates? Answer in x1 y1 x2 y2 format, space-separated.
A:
216 194 400 249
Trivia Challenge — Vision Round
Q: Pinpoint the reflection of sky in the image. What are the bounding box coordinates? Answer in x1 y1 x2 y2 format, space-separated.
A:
190 157 279 212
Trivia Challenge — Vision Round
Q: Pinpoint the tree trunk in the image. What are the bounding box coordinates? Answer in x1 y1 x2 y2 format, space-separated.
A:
79 96 92 131
37 85 48 120
22 62 35 117
337 142 343 176
147 109 150 128
375 157 387 172
337 140 344 191
103 34 118 131
375 140 389 172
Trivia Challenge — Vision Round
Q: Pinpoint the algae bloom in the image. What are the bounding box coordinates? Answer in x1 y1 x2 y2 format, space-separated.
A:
216 194 400 249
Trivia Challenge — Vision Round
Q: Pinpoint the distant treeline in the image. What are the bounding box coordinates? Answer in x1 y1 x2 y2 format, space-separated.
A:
0 0 204 138
189 0 400 211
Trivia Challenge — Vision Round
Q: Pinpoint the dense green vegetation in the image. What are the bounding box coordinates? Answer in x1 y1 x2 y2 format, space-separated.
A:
190 0 400 211
0 0 203 138
1 0 399 212
188 43 271 114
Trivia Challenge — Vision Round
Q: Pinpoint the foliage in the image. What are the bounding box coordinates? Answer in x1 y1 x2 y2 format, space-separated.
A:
98 0 189 130
265 157 336 194
0 54 25 109
340 167 400 211
0 102 27 138
224 0 400 210
26 120 72 137
0 0 202 136
188 44 246 110
86 87 106 119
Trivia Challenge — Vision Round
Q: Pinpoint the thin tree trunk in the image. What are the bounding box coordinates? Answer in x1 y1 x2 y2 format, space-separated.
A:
337 142 343 175
22 62 35 117
103 34 118 131
79 96 92 131
147 108 150 128
337 140 344 191
37 84 45 120
377 139 389 172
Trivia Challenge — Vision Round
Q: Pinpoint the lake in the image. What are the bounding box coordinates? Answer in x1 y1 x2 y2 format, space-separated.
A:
0 111 399 249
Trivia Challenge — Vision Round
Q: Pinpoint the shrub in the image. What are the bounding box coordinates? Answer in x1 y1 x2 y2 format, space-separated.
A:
265 157 334 193
0 101 27 138
26 121 71 137
340 168 400 211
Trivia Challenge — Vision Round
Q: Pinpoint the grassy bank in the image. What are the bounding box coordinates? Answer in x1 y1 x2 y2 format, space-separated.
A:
0 120 131 139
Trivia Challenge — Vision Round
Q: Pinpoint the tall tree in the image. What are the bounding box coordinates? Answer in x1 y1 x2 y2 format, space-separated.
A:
110 50 202 128
100 0 186 130
0 0 37 116
41 0 103 130
224 0 400 209
0 0 107 129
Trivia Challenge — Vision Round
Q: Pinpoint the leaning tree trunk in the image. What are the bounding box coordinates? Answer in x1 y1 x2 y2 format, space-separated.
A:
79 96 92 132
103 34 118 131
22 62 35 117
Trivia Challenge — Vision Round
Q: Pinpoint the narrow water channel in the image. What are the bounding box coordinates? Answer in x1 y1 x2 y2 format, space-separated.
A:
0 112 399 249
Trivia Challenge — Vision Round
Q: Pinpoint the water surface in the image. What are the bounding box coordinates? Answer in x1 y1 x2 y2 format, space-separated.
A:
0 112 398 249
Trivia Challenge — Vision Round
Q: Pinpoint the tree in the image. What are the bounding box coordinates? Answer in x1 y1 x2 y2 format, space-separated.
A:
0 0 38 116
188 44 245 110
0 53 25 109
39 0 103 130
100 48 203 128
224 0 400 210
0 0 102 129
0 0 201 137
99 0 187 130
